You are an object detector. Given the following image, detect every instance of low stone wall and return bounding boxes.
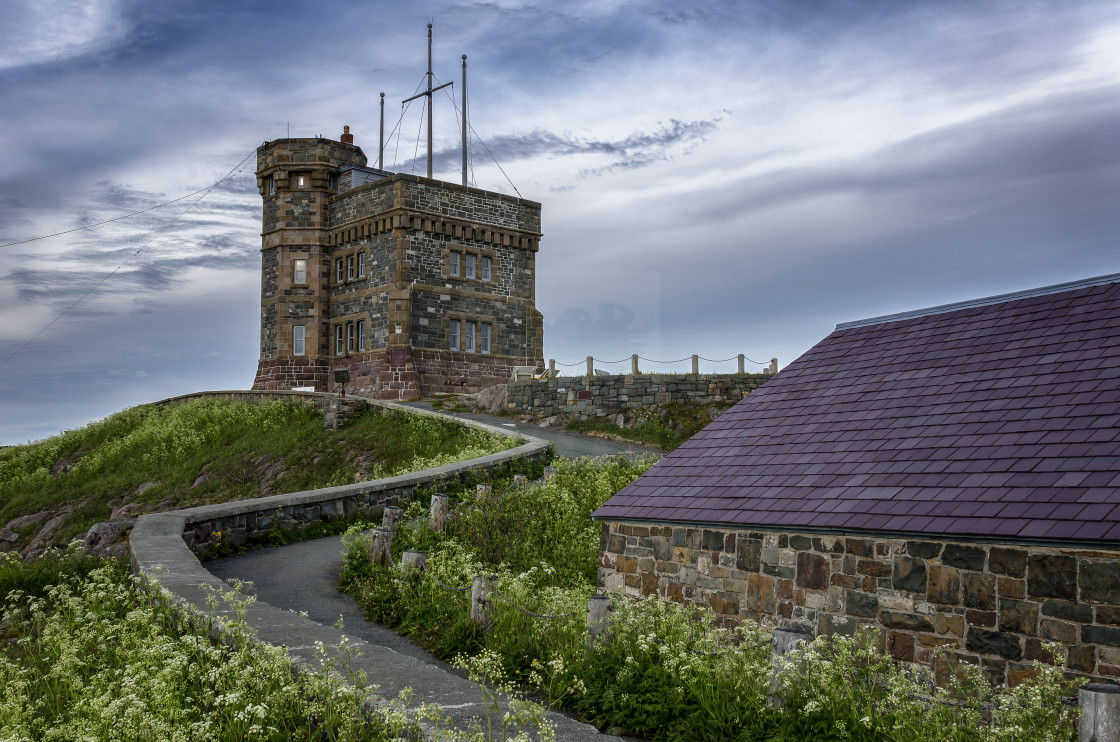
[597,520,1120,686]
[144,394,552,556]
[505,373,769,420]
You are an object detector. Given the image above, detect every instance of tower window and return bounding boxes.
[347,255,355,280]
[328,174,336,190]
[465,253,476,280]
[449,251,460,277]
[357,252,366,278]
[480,256,491,282]
[336,259,344,283]
[480,323,491,354]
[357,320,366,351]
[464,321,476,353]
[269,177,276,195]
[449,319,459,351]
[335,325,344,355]
[296,174,306,188]
[293,259,306,284]
[347,322,355,352]
[293,326,305,356]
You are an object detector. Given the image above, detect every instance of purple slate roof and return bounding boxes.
[593,274,1120,543]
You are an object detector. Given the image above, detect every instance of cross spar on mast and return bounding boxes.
[402,23,454,180]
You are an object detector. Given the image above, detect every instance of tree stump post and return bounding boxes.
[401,550,427,572]
[586,595,613,648]
[1081,683,1120,742]
[430,494,448,532]
[470,575,493,629]
[767,626,813,709]
[369,528,390,567]
[382,506,402,530]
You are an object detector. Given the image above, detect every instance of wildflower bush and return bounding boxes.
[0,549,424,741]
[0,398,516,549]
[341,458,1081,741]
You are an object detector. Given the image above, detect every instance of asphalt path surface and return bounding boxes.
[401,402,659,460]
[207,420,656,738]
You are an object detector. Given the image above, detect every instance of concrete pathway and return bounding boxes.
[203,418,657,739]
[402,402,659,460]
[207,535,612,740]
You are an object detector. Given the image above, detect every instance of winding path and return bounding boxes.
[203,419,654,740]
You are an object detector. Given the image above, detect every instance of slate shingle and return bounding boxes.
[594,275,1120,543]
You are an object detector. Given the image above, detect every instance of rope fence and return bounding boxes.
[544,353,778,378]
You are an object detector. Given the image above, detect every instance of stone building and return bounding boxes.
[251,128,544,399]
[594,273,1120,685]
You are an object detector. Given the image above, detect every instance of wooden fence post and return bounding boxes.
[401,550,427,572]
[631,355,639,375]
[737,354,745,374]
[548,359,556,378]
[382,506,402,530]
[1081,683,1120,742]
[586,356,594,377]
[475,484,492,501]
[767,626,812,709]
[769,358,779,375]
[512,474,528,487]
[430,494,448,532]
[369,528,390,567]
[543,466,557,482]
[586,595,613,648]
[692,354,699,375]
[470,575,493,628]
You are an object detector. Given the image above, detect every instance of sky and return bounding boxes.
[0,0,1118,444]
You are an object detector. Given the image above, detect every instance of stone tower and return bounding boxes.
[251,127,544,399]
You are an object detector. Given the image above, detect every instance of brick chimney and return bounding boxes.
[340,125,354,144]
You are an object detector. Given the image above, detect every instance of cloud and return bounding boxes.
[401,117,720,178]
[0,0,131,70]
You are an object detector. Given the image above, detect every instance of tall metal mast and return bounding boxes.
[461,55,468,186]
[403,23,452,179]
[378,92,385,170]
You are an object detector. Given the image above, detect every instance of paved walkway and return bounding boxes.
[402,402,659,460]
[201,420,654,740]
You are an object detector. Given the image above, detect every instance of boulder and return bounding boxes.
[21,510,73,556]
[83,518,137,555]
[3,511,52,531]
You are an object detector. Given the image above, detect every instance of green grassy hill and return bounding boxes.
[0,398,516,554]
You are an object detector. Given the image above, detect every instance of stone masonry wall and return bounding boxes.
[597,521,1120,686]
[505,373,770,420]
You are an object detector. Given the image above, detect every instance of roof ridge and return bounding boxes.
[836,272,1120,330]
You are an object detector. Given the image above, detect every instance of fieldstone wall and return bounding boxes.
[597,520,1120,686]
[505,373,769,420]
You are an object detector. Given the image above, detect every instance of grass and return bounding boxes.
[565,401,733,451]
[0,398,518,551]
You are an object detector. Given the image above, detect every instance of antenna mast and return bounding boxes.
[402,23,452,179]
[461,55,468,186]
[378,92,385,170]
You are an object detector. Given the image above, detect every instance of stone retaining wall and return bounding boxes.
[146,393,552,555]
[505,373,769,420]
[597,520,1120,686]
